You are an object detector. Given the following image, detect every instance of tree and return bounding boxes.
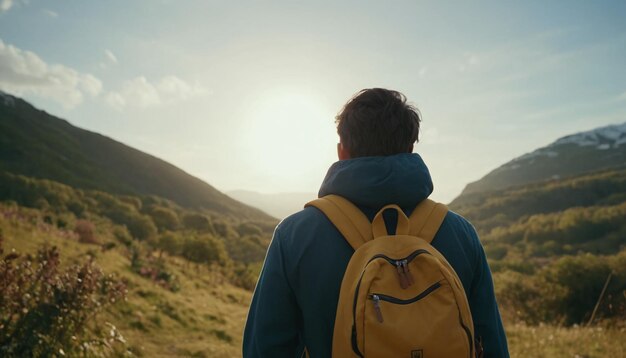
[236,222,263,237]
[125,213,158,241]
[212,218,238,239]
[182,213,215,234]
[182,235,228,267]
[226,235,267,264]
[155,231,182,257]
[148,206,180,232]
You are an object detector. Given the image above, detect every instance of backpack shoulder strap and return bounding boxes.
[408,198,449,243]
[305,194,372,250]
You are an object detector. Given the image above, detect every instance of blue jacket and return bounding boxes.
[243,153,509,357]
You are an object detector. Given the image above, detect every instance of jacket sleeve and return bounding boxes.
[468,226,510,358]
[243,228,304,358]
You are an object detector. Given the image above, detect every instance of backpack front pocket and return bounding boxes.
[368,281,442,323]
[360,281,471,358]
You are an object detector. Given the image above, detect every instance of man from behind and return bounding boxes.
[243,88,509,357]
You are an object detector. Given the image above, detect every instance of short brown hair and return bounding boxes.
[335,88,421,158]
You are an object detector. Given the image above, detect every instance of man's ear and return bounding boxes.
[337,142,351,160]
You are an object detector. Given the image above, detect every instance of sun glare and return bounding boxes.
[239,91,337,191]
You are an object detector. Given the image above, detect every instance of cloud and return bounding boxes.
[104,49,118,64]
[105,76,208,110]
[0,0,26,13]
[0,38,102,109]
[42,9,58,18]
[0,0,14,12]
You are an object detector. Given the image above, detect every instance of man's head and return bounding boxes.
[335,88,421,159]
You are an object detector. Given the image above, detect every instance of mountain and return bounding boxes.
[457,122,626,197]
[447,124,626,328]
[227,190,317,219]
[0,91,272,221]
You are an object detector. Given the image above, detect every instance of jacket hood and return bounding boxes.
[318,153,434,209]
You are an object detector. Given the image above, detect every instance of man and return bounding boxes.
[243,88,509,357]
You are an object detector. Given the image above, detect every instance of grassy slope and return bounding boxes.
[449,168,626,356]
[507,324,626,358]
[1,206,250,358]
[0,95,271,221]
[3,205,625,357]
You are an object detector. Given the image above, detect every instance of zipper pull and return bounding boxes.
[395,261,408,289]
[371,295,384,323]
[402,259,414,286]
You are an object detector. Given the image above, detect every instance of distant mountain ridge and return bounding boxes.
[0,92,272,221]
[457,122,626,199]
[227,190,317,219]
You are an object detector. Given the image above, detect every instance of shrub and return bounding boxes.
[230,263,260,290]
[226,235,267,264]
[155,231,182,256]
[125,214,158,241]
[236,222,263,237]
[484,244,508,260]
[182,235,228,266]
[113,226,133,246]
[212,219,238,239]
[182,213,214,234]
[148,206,180,232]
[75,220,98,244]
[543,254,613,325]
[0,238,127,356]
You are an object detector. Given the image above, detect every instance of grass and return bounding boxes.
[507,323,626,358]
[2,204,625,357]
[1,205,250,357]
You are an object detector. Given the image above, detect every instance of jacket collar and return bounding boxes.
[318,153,434,210]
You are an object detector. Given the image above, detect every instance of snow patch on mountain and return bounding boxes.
[508,149,559,166]
[497,123,626,172]
[553,122,626,148]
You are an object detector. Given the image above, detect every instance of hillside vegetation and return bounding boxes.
[451,168,626,326]
[0,95,271,220]
[0,95,278,356]
[0,170,277,356]
[0,203,254,357]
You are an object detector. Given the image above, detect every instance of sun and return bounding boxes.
[239,90,338,191]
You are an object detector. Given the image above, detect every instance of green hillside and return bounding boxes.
[0,94,271,221]
[0,202,254,357]
[459,123,626,195]
[0,94,280,356]
[450,168,626,326]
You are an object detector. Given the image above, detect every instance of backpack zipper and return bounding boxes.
[402,259,414,286]
[371,250,428,289]
[395,261,409,289]
[370,281,442,305]
[367,281,442,323]
[371,294,384,323]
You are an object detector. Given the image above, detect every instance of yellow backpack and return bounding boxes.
[306,195,477,358]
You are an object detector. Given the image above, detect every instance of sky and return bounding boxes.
[1,0,626,203]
